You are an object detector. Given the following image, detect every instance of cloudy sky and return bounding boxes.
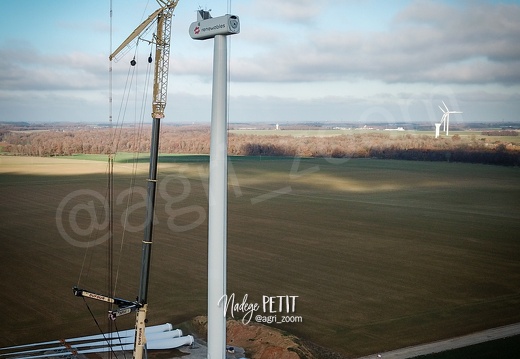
[0,0,519,125]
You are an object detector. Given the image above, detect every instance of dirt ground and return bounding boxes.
[182,316,345,359]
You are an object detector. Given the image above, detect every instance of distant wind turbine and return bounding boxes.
[436,101,462,138]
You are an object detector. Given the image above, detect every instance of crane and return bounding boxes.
[110,0,179,119]
[73,2,179,359]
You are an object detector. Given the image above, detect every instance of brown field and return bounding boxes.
[229,128,520,145]
[1,155,519,357]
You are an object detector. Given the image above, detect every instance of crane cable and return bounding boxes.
[82,297,124,359]
[106,0,155,297]
[113,46,154,296]
[104,5,153,358]
[108,1,115,351]
[77,0,152,347]
[107,2,116,357]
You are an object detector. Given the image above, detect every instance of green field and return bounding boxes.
[0,155,519,357]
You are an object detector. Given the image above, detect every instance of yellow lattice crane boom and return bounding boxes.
[110,0,179,119]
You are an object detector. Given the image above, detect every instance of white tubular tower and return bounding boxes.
[190,10,240,359]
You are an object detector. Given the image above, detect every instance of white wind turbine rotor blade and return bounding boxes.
[435,101,462,137]
[0,330,183,357]
[11,344,135,359]
[12,335,193,359]
[440,113,447,125]
[68,330,183,349]
[439,105,446,132]
[0,323,173,353]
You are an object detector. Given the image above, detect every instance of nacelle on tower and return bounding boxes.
[189,11,240,40]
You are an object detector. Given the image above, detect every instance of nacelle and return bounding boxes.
[189,13,240,40]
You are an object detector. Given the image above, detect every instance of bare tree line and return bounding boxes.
[1,125,519,166]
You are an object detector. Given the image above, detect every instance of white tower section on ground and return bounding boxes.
[435,123,442,138]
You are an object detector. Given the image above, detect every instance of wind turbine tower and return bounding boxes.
[436,101,462,138]
[190,9,240,359]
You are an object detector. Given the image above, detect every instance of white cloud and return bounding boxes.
[0,44,107,91]
[250,0,328,23]
[1,0,519,123]
[220,0,520,86]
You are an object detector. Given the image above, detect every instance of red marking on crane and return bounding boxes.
[60,339,78,356]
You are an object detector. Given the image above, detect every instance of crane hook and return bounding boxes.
[148,53,153,63]
[130,56,136,66]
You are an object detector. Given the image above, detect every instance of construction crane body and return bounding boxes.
[74,2,179,359]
